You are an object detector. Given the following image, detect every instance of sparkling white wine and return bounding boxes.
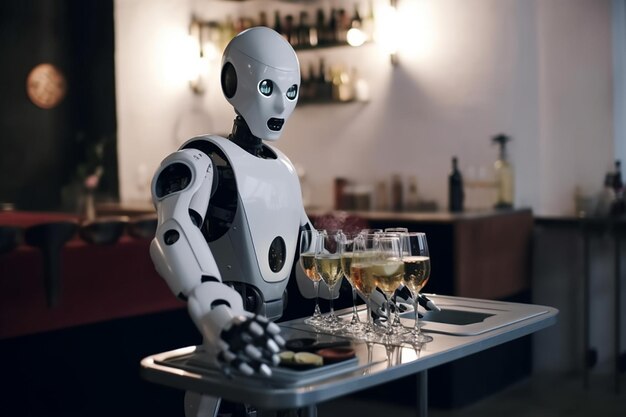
[300,253,320,282]
[403,256,430,293]
[351,264,377,296]
[341,253,354,283]
[315,254,343,287]
[368,259,404,294]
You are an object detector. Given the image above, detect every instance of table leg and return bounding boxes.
[416,370,428,417]
[184,391,221,417]
[583,225,591,389]
[299,405,317,417]
[615,231,621,394]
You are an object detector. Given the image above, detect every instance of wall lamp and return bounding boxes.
[378,0,401,66]
[188,16,221,94]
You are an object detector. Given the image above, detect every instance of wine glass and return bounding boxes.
[370,234,404,343]
[300,229,324,326]
[339,232,364,335]
[383,227,409,329]
[315,230,345,331]
[401,232,433,343]
[351,233,380,338]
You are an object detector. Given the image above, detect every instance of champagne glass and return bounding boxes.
[383,227,409,329]
[351,233,380,337]
[370,234,404,343]
[300,229,324,326]
[401,232,433,343]
[315,230,345,331]
[339,232,364,335]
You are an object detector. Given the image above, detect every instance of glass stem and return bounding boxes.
[313,281,321,317]
[393,295,401,326]
[414,297,420,335]
[351,287,360,323]
[386,299,394,336]
[329,288,335,319]
[366,298,373,330]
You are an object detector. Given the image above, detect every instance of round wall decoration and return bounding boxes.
[26,63,67,109]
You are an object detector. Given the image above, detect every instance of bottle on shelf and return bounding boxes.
[610,159,625,215]
[595,171,615,216]
[336,9,348,43]
[391,174,403,212]
[406,176,419,211]
[331,65,352,102]
[492,134,514,209]
[351,3,362,29]
[448,157,464,212]
[258,11,268,28]
[315,8,326,46]
[285,14,296,47]
[328,8,338,44]
[297,11,312,48]
[317,58,332,101]
[273,11,283,39]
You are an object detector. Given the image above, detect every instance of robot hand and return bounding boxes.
[216,312,285,378]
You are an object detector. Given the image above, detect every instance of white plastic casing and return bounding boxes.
[222,27,300,141]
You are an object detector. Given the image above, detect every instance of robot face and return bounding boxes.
[221,27,300,141]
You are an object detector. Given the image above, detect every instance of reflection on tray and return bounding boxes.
[186,351,360,386]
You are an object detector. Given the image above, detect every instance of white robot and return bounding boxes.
[150,26,318,416]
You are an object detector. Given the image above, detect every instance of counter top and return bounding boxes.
[307,207,532,223]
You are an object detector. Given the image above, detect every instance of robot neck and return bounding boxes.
[229,116,266,158]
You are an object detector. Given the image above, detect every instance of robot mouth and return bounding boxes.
[267,118,284,131]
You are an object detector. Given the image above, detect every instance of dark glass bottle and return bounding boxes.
[328,8,337,44]
[315,8,326,46]
[611,160,625,215]
[298,11,311,48]
[285,14,295,46]
[448,157,464,212]
[273,11,283,38]
[351,3,362,29]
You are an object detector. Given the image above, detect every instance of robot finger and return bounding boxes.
[244,344,263,360]
[265,321,281,335]
[219,351,255,376]
[274,333,286,347]
[266,338,280,354]
[248,321,264,337]
[248,360,272,378]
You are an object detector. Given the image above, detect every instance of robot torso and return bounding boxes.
[182,135,303,320]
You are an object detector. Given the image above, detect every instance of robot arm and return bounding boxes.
[150,148,283,377]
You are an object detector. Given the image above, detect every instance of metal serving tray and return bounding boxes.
[399,295,551,336]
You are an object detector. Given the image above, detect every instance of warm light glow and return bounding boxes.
[201,40,220,62]
[156,27,198,91]
[376,3,401,56]
[347,27,367,47]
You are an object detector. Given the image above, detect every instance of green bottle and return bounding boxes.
[492,134,514,209]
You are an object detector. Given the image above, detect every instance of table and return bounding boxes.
[535,215,625,392]
[0,210,182,340]
[140,295,558,416]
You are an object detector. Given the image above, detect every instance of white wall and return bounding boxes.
[114,0,615,216]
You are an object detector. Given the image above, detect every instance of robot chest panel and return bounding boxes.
[235,156,302,282]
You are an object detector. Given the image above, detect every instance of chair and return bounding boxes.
[0,225,21,254]
[24,221,79,307]
[79,216,129,245]
[128,213,158,239]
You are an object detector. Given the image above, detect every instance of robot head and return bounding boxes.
[221,27,300,141]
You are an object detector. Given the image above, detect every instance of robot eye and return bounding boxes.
[286,84,298,100]
[259,79,273,96]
